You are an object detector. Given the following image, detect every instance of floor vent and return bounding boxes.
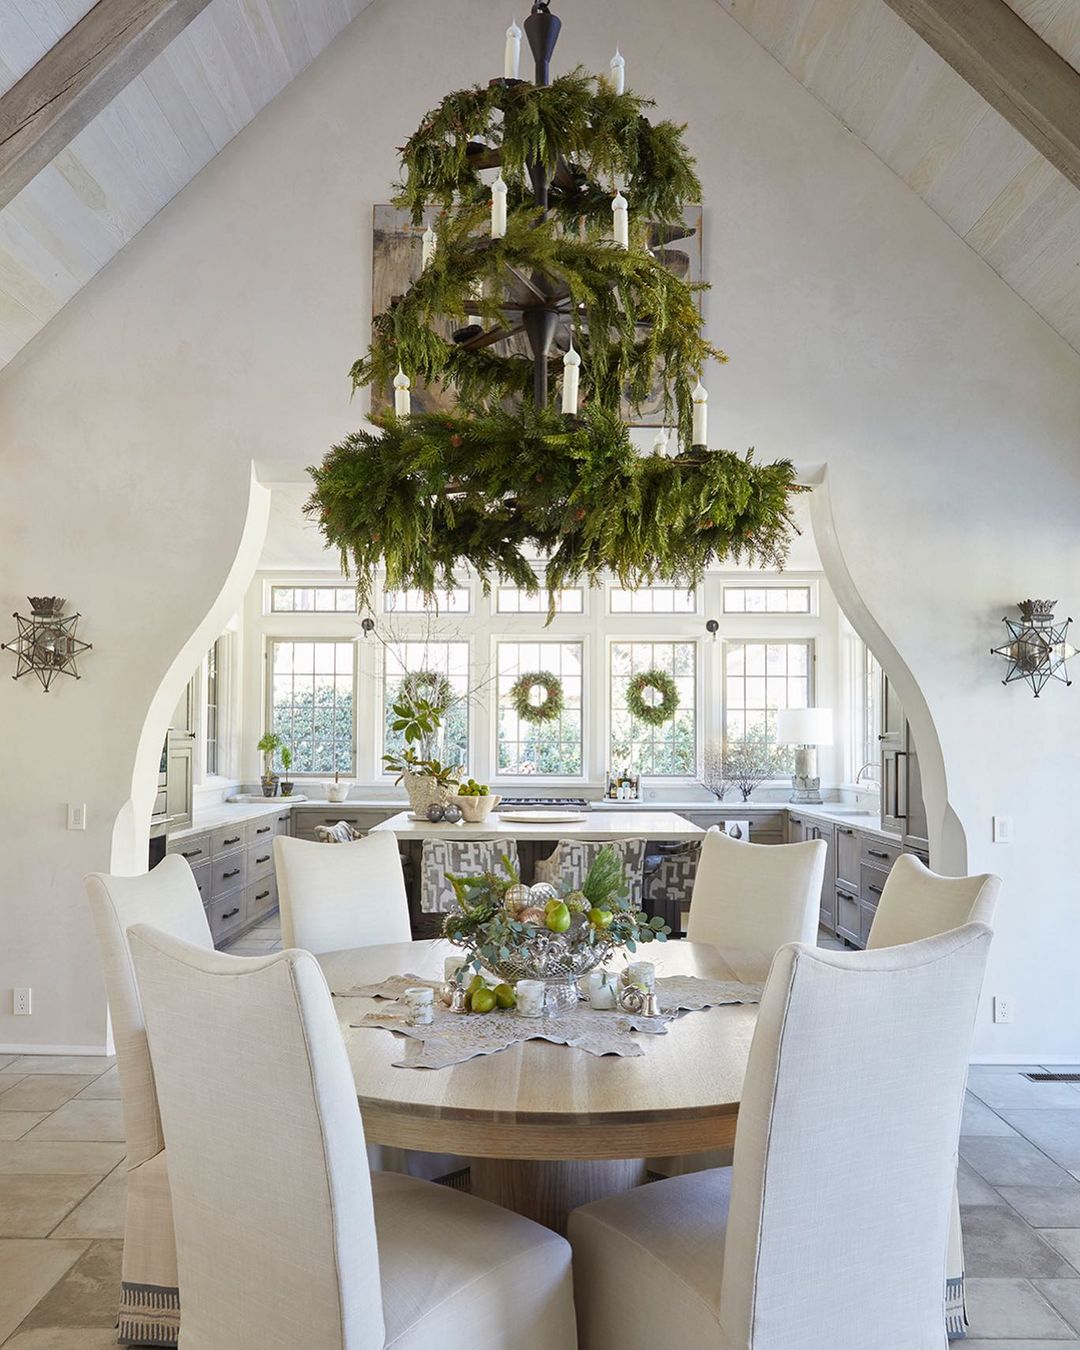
[1024,1072,1080,1082]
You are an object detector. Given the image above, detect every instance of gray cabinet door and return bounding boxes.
[810,823,836,930]
[835,825,860,890]
[165,735,194,831]
[835,887,860,945]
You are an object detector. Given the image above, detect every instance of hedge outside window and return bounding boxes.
[724,640,812,772]
[497,641,583,776]
[610,641,696,776]
[383,640,469,771]
[270,639,355,774]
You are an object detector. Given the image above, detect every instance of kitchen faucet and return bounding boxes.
[855,761,880,786]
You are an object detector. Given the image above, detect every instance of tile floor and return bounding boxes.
[1,915,1078,1345]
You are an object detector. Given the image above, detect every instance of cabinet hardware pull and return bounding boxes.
[839,827,853,835]
[255,855,270,865]
[838,890,856,901]
[868,884,883,895]
[222,835,241,846]
[255,891,270,901]
[181,848,202,859]
[868,849,889,859]
[278,815,289,822]
[222,868,241,879]
[256,826,271,835]
[221,907,240,920]
[325,817,357,823]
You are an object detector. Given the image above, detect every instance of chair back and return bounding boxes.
[868,853,1001,949]
[534,838,648,907]
[274,831,411,953]
[420,837,520,914]
[718,924,992,1350]
[85,855,213,1167]
[129,926,384,1349]
[686,830,824,956]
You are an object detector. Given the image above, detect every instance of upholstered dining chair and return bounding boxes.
[867,853,1002,1337]
[570,924,993,1350]
[85,854,213,1347]
[274,831,411,952]
[419,836,519,915]
[534,838,649,908]
[128,926,578,1350]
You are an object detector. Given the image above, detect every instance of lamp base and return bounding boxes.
[788,775,824,805]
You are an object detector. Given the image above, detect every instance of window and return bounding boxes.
[205,637,223,776]
[269,640,355,774]
[383,640,470,771]
[610,641,697,776]
[722,584,813,614]
[724,640,813,770]
[384,588,470,614]
[497,641,583,776]
[270,585,356,613]
[495,585,584,614]
[845,627,881,784]
[609,586,696,614]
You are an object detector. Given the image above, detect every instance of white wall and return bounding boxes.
[2,0,1079,1057]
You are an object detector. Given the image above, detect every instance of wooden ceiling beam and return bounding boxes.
[882,0,1080,193]
[0,0,214,210]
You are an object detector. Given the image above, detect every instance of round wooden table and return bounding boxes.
[319,938,766,1232]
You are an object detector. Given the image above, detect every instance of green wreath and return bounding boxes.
[509,671,565,724]
[626,669,680,726]
[400,669,453,714]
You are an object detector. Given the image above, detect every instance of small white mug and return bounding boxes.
[403,986,435,1025]
[516,980,545,1018]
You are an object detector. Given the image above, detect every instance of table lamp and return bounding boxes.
[775,707,833,804]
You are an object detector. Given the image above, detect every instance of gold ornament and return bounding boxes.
[518,906,547,925]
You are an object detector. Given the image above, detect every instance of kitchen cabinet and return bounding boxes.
[835,884,860,945]
[788,815,836,929]
[878,671,929,849]
[291,807,397,840]
[165,732,194,831]
[835,824,860,891]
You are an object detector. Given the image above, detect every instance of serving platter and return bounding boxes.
[498,810,589,824]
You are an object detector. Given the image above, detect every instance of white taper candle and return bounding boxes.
[691,379,708,447]
[491,175,508,238]
[504,18,523,80]
[610,47,625,94]
[393,367,411,417]
[612,190,629,248]
[652,426,669,456]
[421,225,436,267]
[562,342,581,415]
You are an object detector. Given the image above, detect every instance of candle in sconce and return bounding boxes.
[652,426,669,456]
[393,367,411,417]
[692,378,708,447]
[561,341,581,415]
[467,278,483,327]
[504,17,523,80]
[491,175,508,238]
[612,190,629,248]
[609,47,625,94]
[421,225,436,267]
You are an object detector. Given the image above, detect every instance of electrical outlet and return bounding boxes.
[66,803,87,831]
[992,815,1013,843]
[13,988,31,1016]
[993,995,1012,1024]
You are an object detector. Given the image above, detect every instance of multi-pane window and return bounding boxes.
[497,641,583,776]
[846,629,881,783]
[610,641,697,776]
[722,585,813,614]
[205,637,222,777]
[609,586,696,614]
[384,588,470,614]
[724,640,813,770]
[269,640,355,774]
[270,585,356,613]
[383,641,470,772]
[495,585,584,614]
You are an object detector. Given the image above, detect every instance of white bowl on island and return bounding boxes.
[454,791,501,823]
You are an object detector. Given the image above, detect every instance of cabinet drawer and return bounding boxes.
[245,817,277,847]
[293,811,366,841]
[247,840,274,882]
[860,900,877,948]
[834,825,860,887]
[835,886,860,945]
[859,836,901,871]
[167,831,210,864]
[190,860,211,904]
[210,852,247,900]
[245,877,277,926]
[273,810,293,837]
[208,894,245,945]
[210,824,246,857]
[860,862,889,910]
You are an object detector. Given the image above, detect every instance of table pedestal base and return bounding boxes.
[470,1157,647,1235]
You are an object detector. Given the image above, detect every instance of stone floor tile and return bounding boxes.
[4,1058,114,1077]
[961,1159,1010,1207]
[14,1240,122,1333]
[965,1278,1077,1339]
[962,1137,1077,1188]
[964,1207,1074,1278]
[0,1113,48,1142]
[0,1240,88,1343]
[965,1093,1021,1137]
[0,1073,27,1092]
[0,1329,123,1349]
[1001,1112,1080,1172]
[968,1072,1080,1111]
[0,1078,98,1112]
[50,1167,126,1241]
[74,1068,120,1101]
[0,1177,100,1238]
[1037,1281,1080,1336]
[1043,1233,1080,1274]
[1002,1188,1080,1229]
[0,1142,125,1176]
[23,1100,124,1144]
[0,1056,17,1072]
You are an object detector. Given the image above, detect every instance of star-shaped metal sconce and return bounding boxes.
[2,597,92,692]
[991,599,1075,698]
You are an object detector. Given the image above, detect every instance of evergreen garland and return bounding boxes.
[509,671,565,724]
[626,669,679,726]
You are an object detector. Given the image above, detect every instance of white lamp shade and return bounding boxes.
[776,707,833,746]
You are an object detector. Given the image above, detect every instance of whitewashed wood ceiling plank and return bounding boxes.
[0,286,48,362]
[261,0,314,74]
[6,168,117,275]
[981,168,1078,275]
[1002,195,1080,291]
[821,5,922,141]
[924,109,1041,233]
[0,237,67,320]
[183,8,258,132]
[160,29,247,153]
[210,2,291,112]
[140,46,219,165]
[109,77,204,190]
[966,155,1070,255]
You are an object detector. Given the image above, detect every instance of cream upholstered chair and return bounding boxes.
[686,829,825,955]
[85,855,213,1346]
[129,925,577,1350]
[867,854,1001,1337]
[274,831,411,952]
[570,924,992,1350]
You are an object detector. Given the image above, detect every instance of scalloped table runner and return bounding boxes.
[334,972,762,1069]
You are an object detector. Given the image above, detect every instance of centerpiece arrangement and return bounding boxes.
[443,845,669,1010]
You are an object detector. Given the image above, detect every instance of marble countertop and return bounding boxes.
[371,809,705,841]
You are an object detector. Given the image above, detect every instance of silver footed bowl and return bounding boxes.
[462,928,616,1013]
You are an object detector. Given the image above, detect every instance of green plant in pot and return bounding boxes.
[382,694,461,813]
[279,746,295,798]
[257,731,283,797]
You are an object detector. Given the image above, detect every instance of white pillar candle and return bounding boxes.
[516,979,545,1017]
[610,47,625,94]
[421,224,436,267]
[491,175,508,238]
[504,18,523,80]
[393,366,411,417]
[561,341,581,415]
[691,378,708,447]
[612,190,629,249]
[467,278,483,327]
[588,970,617,1010]
[403,986,435,1025]
[625,960,656,991]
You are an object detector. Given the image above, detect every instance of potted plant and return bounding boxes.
[279,746,295,797]
[382,694,461,813]
[257,731,283,797]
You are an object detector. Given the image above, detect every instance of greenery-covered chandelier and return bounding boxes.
[307,2,801,614]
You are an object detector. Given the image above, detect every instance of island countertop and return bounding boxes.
[370,809,704,841]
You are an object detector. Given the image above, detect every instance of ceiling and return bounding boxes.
[716,0,1080,355]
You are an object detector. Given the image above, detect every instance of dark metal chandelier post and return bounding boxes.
[523,0,562,410]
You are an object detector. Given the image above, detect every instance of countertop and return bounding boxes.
[371,809,705,841]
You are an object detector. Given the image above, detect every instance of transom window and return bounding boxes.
[384,588,470,614]
[722,584,813,614]
[205,637,223,777]
[610,640,697,776]
[495,585,584,614]
[270,585,356,613]
[496,641,583,776]
[269,640,355,774]
[724,640,812,769]
[609,586,696,614]
[383,640,470,772]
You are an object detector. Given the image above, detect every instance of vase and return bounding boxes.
[403,772,449,815]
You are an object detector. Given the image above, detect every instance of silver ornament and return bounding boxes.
[527,882,560,904]
[618,985,646,1014]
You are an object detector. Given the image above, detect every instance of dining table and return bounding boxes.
[319,936,768,1233]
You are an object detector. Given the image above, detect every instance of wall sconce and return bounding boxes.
[991,599,1074,697]
[360,616,376,639]
[705,619,719,643]
[2,596,92,692]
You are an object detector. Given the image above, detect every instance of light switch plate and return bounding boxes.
[66,803,87,831]
[992,815,1012,844]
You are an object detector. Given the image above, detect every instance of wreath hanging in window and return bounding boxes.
[509,671,565,724]
[400,669,453,714]
[626,669,680,726]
